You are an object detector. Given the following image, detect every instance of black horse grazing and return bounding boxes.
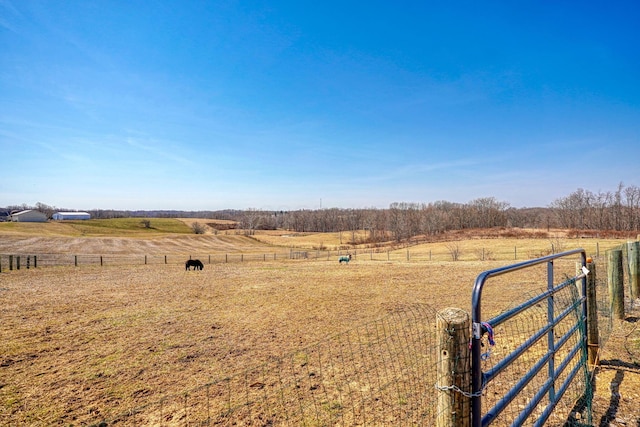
[185,259,204,271]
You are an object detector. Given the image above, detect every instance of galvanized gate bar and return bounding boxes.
[532,344,585,427]
[482,297,583,386]
[505,311,585,427]
[471,249,587,427]
[480,297,585,424]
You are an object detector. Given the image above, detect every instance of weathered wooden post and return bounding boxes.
[27,256,30,269]
[34,255,37,268]
[100,256,103,266]
[627,241,640,300]
[607,249,624,320]
[9,255,13,271]
[16,256,20,270]
[436,307,471,427]
[75,255,78,267]
[586,259,599,367]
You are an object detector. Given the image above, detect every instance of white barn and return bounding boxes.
[52,212,91,220]
[10,210,48,222]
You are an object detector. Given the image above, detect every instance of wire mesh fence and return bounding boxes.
[591,241,639,350]
[96,304,442,426]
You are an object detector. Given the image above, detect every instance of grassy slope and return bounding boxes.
[0,218,193,237]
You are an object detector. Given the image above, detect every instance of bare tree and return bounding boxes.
[240,208,262,235]
[445,242,461,261]
[191,222,206,234]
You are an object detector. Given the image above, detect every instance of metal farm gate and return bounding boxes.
[470,249,591,426]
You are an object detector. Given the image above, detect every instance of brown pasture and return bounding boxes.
[0,223,636,425]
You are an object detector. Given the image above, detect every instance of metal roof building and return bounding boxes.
[10,210,48,222]
[52,212,91,220]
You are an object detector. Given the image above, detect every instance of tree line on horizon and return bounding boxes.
[4,183,639,241]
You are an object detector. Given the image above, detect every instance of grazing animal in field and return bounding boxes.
[339,254,352,264]
[185,259,204,271]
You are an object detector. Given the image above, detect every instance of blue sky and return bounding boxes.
[1,1,639,211]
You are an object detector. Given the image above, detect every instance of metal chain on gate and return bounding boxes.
[434,317,490,398]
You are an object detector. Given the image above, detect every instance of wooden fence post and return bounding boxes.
[607,249,624,320]
[627,241,640,300]
[436,307,471,427]
[586,259,599,367]
[16,256,20,270]
[34,255,37,268]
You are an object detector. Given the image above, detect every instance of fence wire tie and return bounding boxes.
[435,383,484,398]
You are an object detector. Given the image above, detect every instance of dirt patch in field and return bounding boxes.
[176,218,238,233]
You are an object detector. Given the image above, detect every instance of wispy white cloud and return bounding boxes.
[0,0,21,34]
[125,136,194,167]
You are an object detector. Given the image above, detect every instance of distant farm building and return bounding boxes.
[52,212,91,220]
[10,210,48,222]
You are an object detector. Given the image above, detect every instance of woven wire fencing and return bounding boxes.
[591,241,640,350]
[591,255,615,352]
[479,283,590,426]
[97,304,442,426]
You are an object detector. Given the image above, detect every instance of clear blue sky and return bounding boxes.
[1,1,639,211]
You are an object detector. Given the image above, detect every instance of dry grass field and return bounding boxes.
[1,220,638,425]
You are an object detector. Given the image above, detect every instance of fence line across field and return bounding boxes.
[0,240,625,270]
